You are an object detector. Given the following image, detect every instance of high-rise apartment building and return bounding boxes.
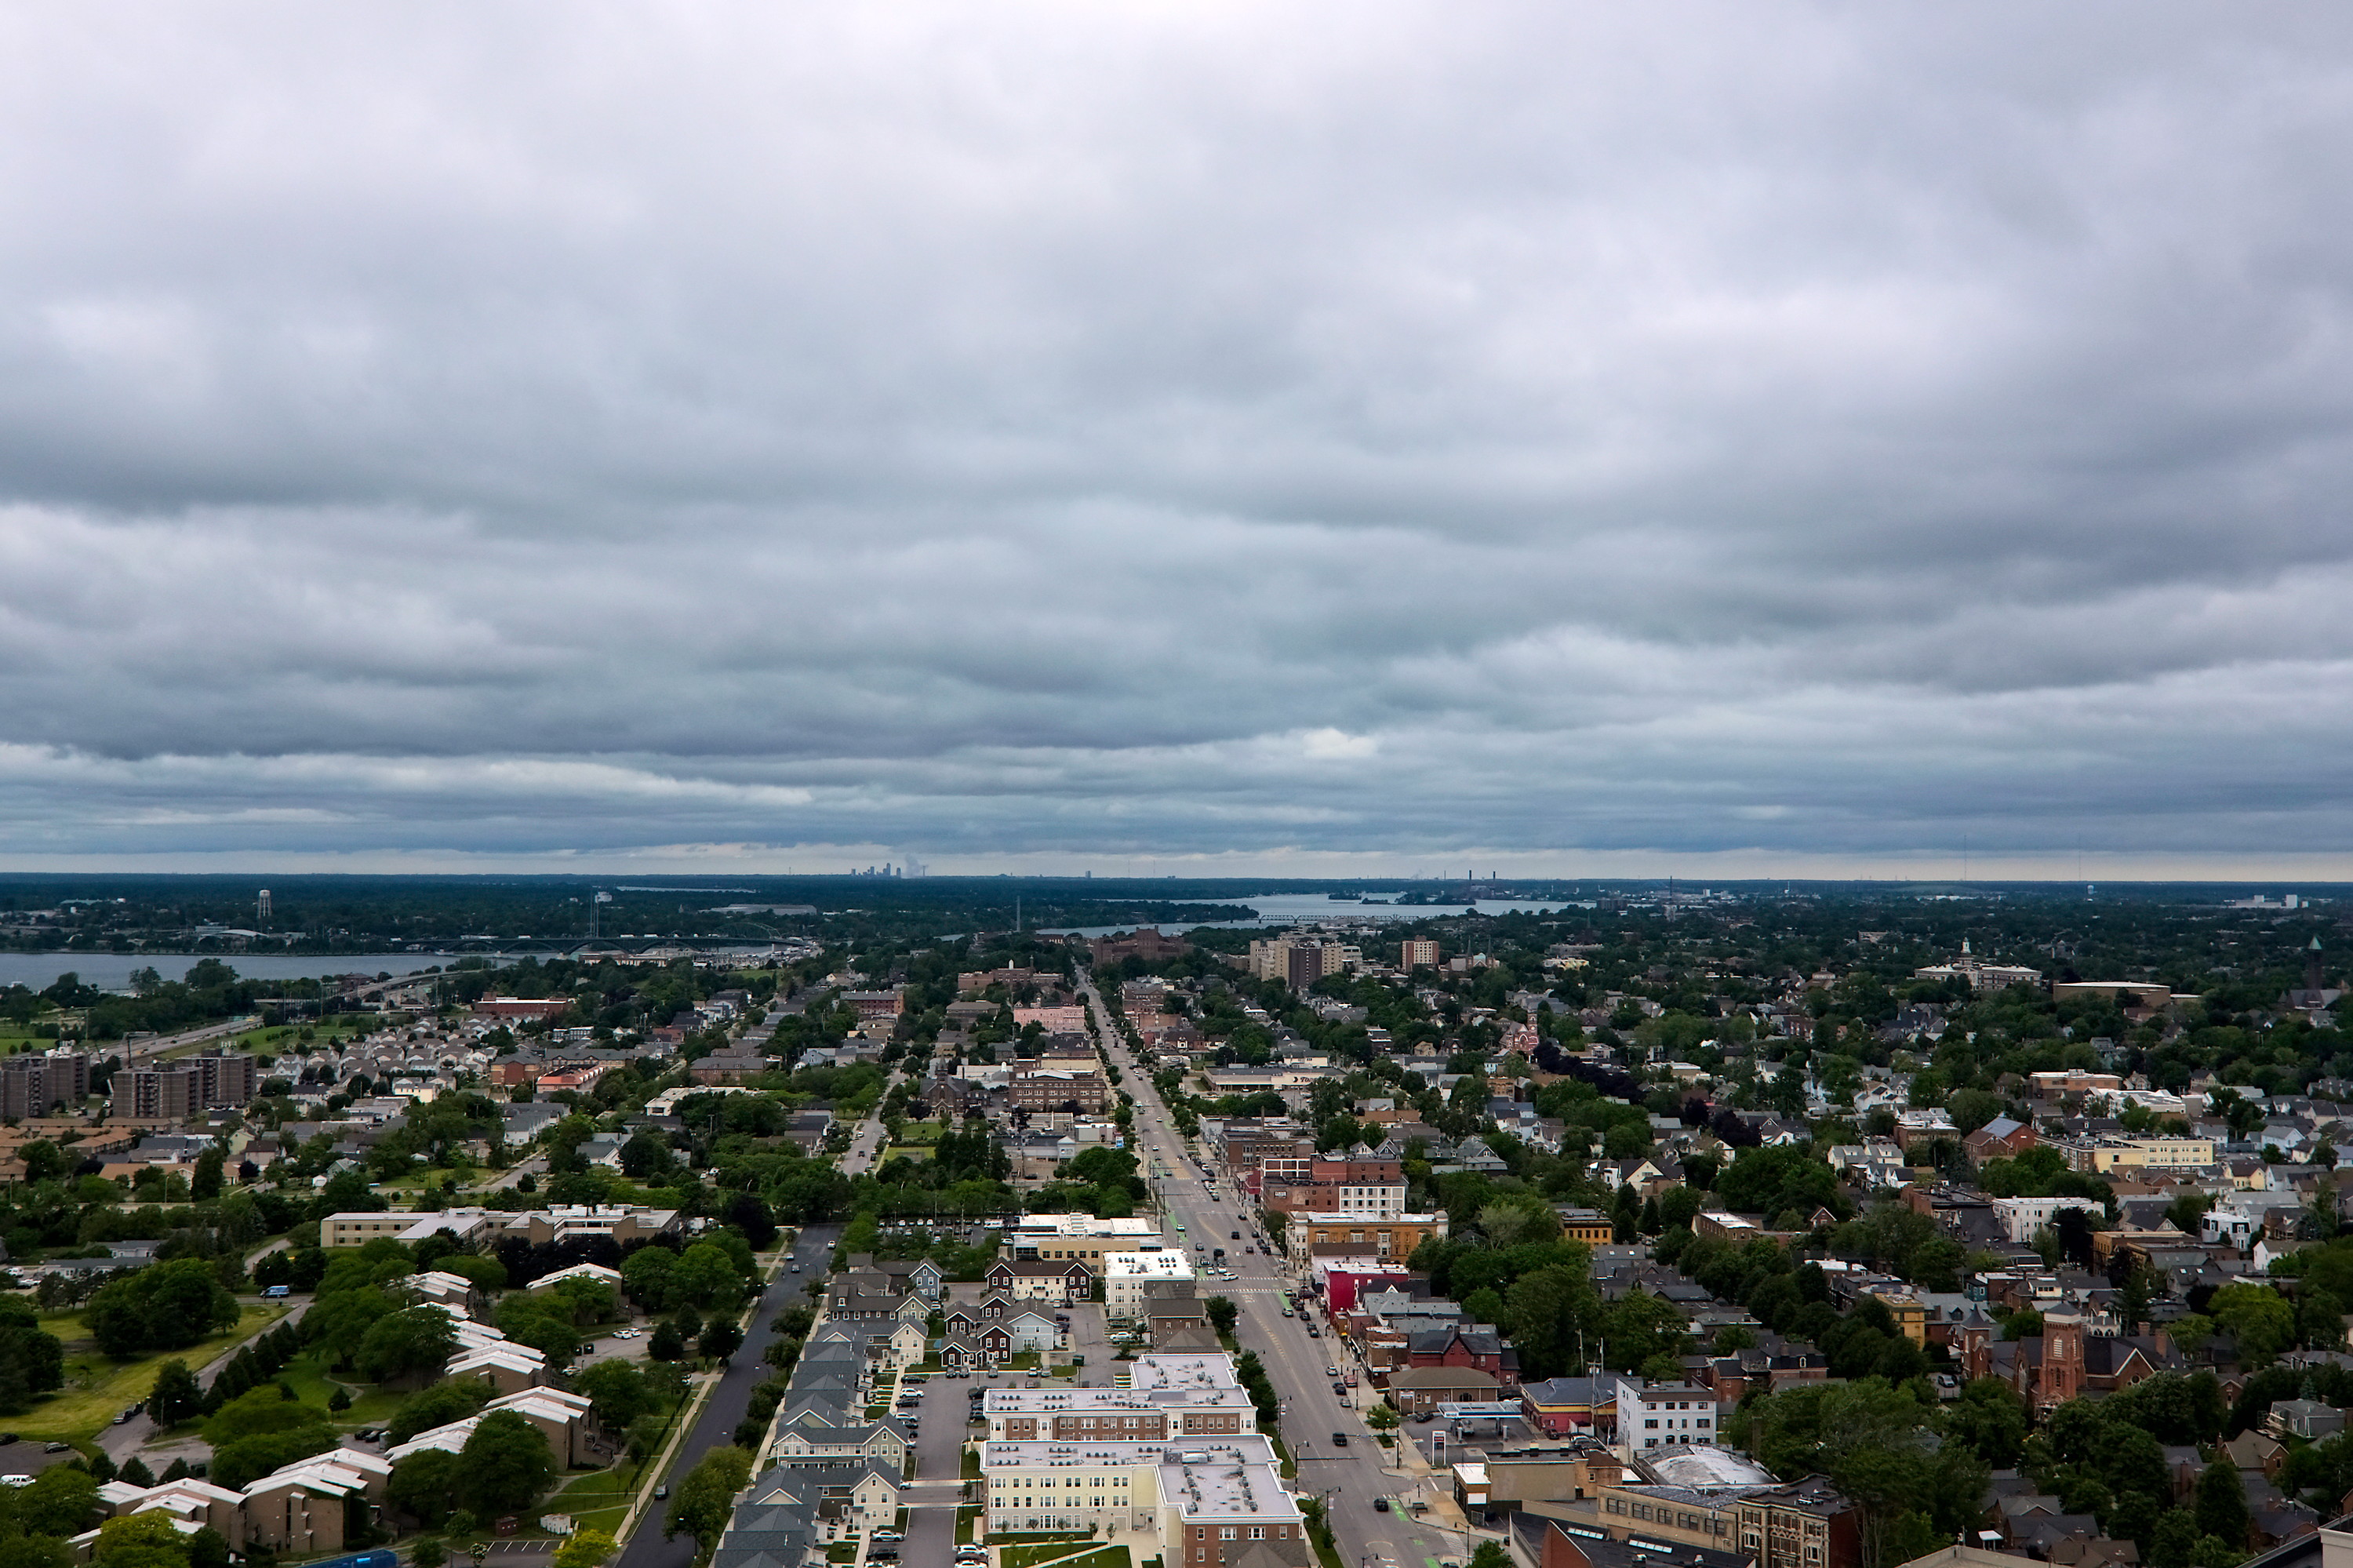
[1402,939,1441,970]
[1247,937,1361,987]
[110,1049,260,1119]
[0,1050,90,1119]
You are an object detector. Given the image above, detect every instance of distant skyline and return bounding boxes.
[0,845,2350,886]
[3,7,2353,872]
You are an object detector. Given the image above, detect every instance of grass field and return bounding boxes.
[957,1506,981,1544]
[549,1464,638,1537]
[25,1304,284,1445]
[272,1352,409,1429]
[987,1539,1098,1561]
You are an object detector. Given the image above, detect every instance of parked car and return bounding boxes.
[654,1485,668,1500]
[1332,1381,1348,1396]
[1326,1366,1339,1377]
[873,1533,903,1543]
[41,1442,67,1454]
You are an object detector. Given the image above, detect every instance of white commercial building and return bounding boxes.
[1102,1250,1198,1316]
[1988,1196,2108,1245]
[1613,1377,1722,1460]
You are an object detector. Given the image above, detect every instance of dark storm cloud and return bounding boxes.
[1,2,2351,870]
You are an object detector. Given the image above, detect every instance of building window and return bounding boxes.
[1250,1530,1266,1541]
[1221,1529,1238,1541]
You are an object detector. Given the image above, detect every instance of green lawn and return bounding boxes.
[27,1304,285,1444]
[990,1541,1101,1564]
[549,1465,639,1537]
[274,1352,409,1429]
[956,1507,981,1544]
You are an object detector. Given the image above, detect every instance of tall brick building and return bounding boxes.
[0,1050,89,1120]
[110,1049,260,1119]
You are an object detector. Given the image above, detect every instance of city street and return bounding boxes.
[615,1221,843,1568]
[1078,975,1476,1568]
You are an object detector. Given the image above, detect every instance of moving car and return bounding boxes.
[1373,1499,1390,1512]
[1231,1231,1241,1239]
[1330,1432,1348,1446]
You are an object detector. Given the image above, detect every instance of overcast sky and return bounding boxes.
[2,3,2351,878]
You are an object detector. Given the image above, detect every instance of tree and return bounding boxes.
[388,1379,492,1443]
[90,1511,193,1568]
[355,1307,460,1385]
[574,1361,657,1432]
[205,1387,331,1446]
[667,1446,754,1550]
[618,1135,675,1182]
[2195,1461,2249,1550]
[2150,1511,2199,1568]
[84,1261,239,1357]
[210,1428,337,1491]
[1943,1379,2028,1468]
[0,1302,69,1414]
[2209,1283,2296,1368]
[621,1247,678,1312]
[1468,1546,1511,1568]
[552,1529,617,1568]
[673,1242,746,1313]
[413,1541,446,1568]
[17,1466,96,1538]
[456,1410,558,1516]
[1204,1297,1238,1337]
[700,1320,742,1361]
[191,1149,224,1202]
[388,1449,461,1529]
[18,1142,63,1185]
[649,1322,684,1362]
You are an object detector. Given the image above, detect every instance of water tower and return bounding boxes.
[256,889,271,923]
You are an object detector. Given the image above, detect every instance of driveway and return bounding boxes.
[100,1297,311,1464]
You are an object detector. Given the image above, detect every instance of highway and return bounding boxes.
[1078,973,1478,1568]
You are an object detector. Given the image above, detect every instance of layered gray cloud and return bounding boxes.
[1,2,2351,871]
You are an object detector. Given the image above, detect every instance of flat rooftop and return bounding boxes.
[1126,1355,1241,1391]
[983,1436,1277,1469]
[984,1385,1252,1414]
[1158,1453,1300,1523]
[1638,1446,1780,1490]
